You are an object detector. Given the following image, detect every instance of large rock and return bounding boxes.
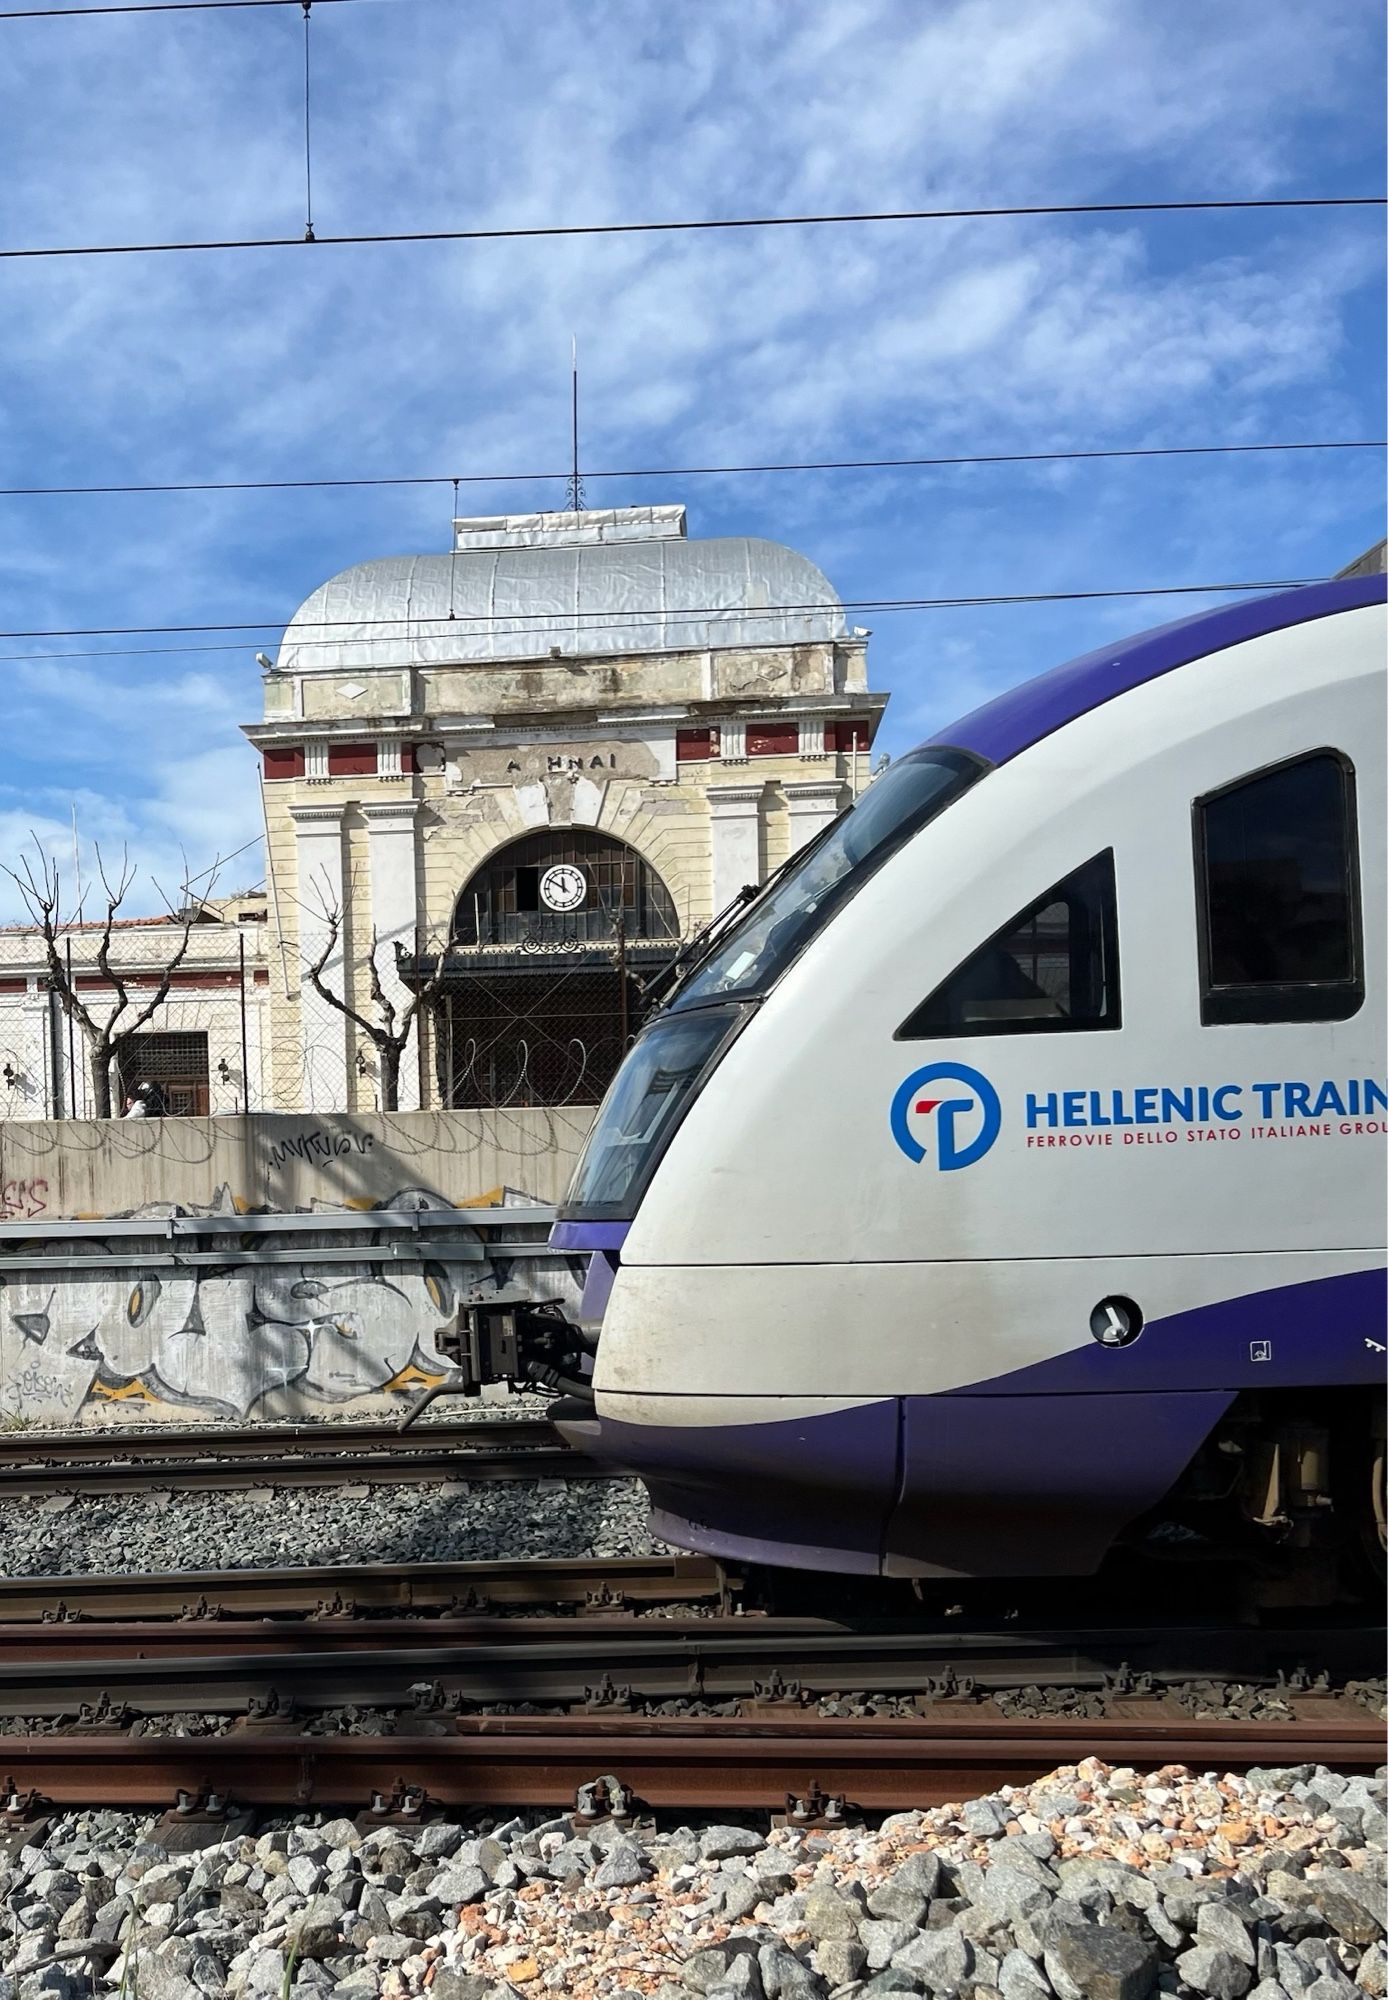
[964,1801,1009,1839]
[1176,1946,1255,2000]
[1315,1883,1385,1946]
[998,1948,1051,2000]
[978,1868,1053,1929]
[810,1939,866,1987]
[592,1847,650,1891]
[429,1867,489,1906]
[803,1886,863,1942]
[868,1882,931,1927]
[683,1945,762,1996]
[756,1944,827,1999]
[894,1925,972,1992]
[861,1921,921,1972]
[1045,1925,1157,2000]
[700,1827,767,1862]
[1197,1903,1258,1968]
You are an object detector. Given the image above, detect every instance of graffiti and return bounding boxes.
[0,1186,583,1425]
[266,1129,375,1173]
[1,1177,48,1220]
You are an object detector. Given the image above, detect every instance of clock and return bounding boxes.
[539,863,588,913]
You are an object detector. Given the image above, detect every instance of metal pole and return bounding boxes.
[64,937,78,1117]
[238,931,250,1113]
[616,913,628,1050]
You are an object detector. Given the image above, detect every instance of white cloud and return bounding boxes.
[0,0,1380,832]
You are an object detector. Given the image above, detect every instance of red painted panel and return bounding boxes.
[328,743,378,777]
[263,746,305,780]
[827,718,870,752]
[676,727,721,761]
[747,722,799,757]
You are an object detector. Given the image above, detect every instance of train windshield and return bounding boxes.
[672,746,982,1008]
[561,1002,746,1219]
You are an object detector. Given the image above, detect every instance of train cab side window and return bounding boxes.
[1194,750,1362,1025]
[897,850,1120,1039]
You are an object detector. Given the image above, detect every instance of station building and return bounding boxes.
[0,504,886,1122]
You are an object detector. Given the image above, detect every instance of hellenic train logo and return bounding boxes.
[890,1062,1002,1172]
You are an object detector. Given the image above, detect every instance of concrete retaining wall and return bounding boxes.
[0,1107,594,1221]
[0,1109,596,1427]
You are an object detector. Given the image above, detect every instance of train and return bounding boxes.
[463,569,1388,1598]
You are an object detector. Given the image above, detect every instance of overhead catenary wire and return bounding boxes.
[0,578,1332,652]
[1,437,1381,501]
[1,0,363,16]
[0,194,1380,263]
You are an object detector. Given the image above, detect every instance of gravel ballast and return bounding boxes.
[0,1478,660,1575]
[1,1761,1383,2000]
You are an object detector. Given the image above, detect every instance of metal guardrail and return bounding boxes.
[0,1204,566,1272]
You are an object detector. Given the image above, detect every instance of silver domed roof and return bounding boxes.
[275,508,846,672]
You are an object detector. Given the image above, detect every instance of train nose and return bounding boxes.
[548,1395,604,1451]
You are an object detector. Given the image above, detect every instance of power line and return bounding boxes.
[1,195,1380,264]
[2,437,1381,502]
[1,0,362,17]
[0,579,1327,651]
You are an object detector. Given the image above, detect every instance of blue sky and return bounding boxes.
[0,0,1383,915]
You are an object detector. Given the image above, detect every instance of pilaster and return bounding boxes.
[289,804,349,1111]
[784,779,846,855]
[707,782,765,910]
[362,801,422,1111]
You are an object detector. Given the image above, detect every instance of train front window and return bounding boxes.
[561,1003,745,1219]
[673,748,982,1008]
[898,850,1121,1037]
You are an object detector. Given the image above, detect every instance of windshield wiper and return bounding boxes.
[642,811,847,1011]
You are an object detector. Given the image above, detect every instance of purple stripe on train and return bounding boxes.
[927,574,1386,770]
[563,1265,1385,1577]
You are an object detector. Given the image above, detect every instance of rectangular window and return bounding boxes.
[514,866,540,913]
[898,851,1121,1038]
[1195,750,1361,1024]
[747,722,799,757]
[262,746,305,780]
[676,727,720,761]
[116,1031,210,1117]
[327,743,378,777]
[826,719,870,752]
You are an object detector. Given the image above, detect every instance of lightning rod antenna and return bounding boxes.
[566,336,585,512]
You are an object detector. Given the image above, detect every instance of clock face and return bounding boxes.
[539,863,588,913]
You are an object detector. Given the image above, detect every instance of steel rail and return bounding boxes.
[0,1444,609,1497]
[0,1623,1378,1717]
[3,1715,1382,1812]
[0,1418,613,1496]
[0,1417,551,1464]
[0,1555,730,1624]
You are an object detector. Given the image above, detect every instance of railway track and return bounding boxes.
[0,1618,1380,1717]
[0,1416,611,1495]
[2,1714,1381,1814]
[0,1553,728,1622]
[0,1553,1378,1811]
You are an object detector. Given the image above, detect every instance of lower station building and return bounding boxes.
[0,503,886,1121]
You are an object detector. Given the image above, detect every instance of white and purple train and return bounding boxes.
[489,573,1388,1591]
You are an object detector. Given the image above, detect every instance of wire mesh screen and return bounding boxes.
[437,958,661,1109]
[115,1029,211,1115]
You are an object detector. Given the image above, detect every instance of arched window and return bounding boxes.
[436,831,681,1108]
[452,829,678,947]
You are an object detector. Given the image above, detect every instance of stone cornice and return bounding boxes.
[287,805,346,828]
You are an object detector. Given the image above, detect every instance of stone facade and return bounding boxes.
[0,504,885,1121]
[243,502,886,1114]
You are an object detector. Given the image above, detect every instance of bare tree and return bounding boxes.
[305,903,449,1111]
[3,838,222,1119]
